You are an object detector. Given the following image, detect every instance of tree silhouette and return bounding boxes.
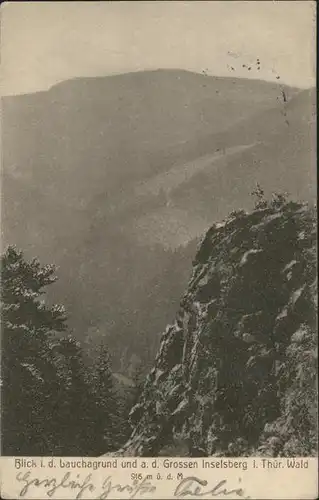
[1,246,67,454]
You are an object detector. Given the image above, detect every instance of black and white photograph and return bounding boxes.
[0,1,317,461]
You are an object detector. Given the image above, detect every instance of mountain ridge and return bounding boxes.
[2,68,304,99]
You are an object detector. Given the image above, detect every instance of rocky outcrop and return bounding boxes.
[114,198,317,457]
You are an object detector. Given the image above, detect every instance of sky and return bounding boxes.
[0,1,316,96]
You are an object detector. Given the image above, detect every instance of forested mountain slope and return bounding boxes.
[2,70,315,371]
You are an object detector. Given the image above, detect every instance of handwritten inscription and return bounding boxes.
[15,469,250,499]
[16,471,156,499]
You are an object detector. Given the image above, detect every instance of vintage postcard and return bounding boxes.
[0,1,317,499]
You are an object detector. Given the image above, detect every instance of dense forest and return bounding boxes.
[0,246,142,456]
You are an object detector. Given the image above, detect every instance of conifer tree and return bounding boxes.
[1,246,67,455]
[1,245,135,456]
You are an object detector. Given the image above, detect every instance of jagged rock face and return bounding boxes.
[117,200,317,457]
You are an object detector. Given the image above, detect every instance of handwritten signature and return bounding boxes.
[15,471,249,499]
[16,471,156,499]
[174,476,250,498]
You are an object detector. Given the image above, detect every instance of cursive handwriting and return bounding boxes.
[174,476,250,498]
[16,470,156,499]
[16,471,95,499]
[99,476,156,499]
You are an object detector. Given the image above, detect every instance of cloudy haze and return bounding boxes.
[0,1,316,96]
